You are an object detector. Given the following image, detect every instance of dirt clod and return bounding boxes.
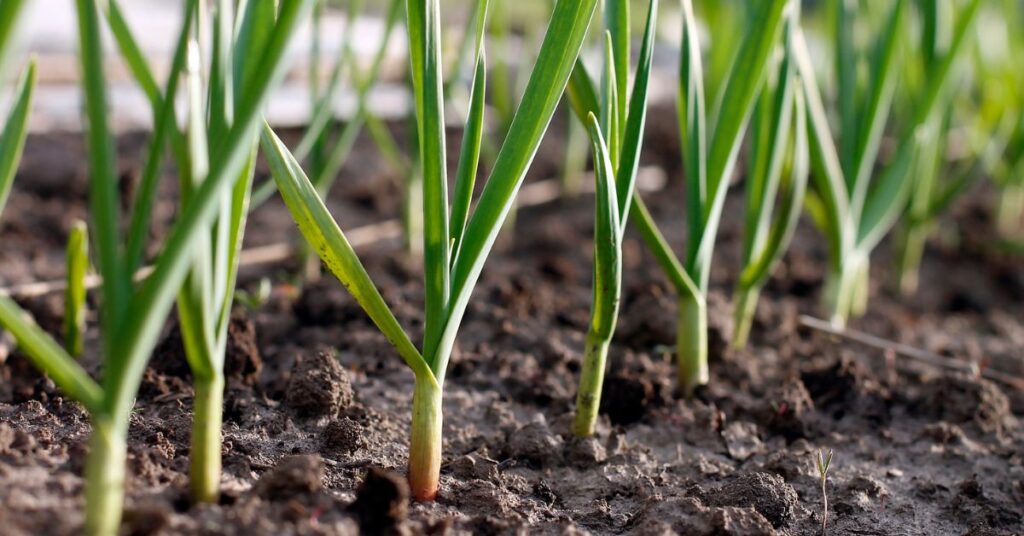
[764,375,815,439]
[708,472,799,529]
[349,467,409,534]
[600,372,656,425]
[722,421,763,461]
[506,419,563,467]
[252,455,324,499]
[567,436,607,467]
[223,311,262,384]
[636,496,776,536]
[922,375,1011,435]
[321,416,365,455]
[284,349,353,418]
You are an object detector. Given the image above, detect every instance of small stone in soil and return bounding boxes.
[350,467,409,533]
[253,455,324,499]
[284,348,354,418]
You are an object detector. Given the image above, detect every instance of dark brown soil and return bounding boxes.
[1,107,1022,535]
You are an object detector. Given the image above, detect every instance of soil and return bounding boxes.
[1,106,1022,535]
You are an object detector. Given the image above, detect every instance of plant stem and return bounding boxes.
[850,260,870,319]
[897,223,928,296]
[84,417,127,536]
[731,284,761,349]
[190,375,224,503]
[676,292,708,396]
[823,253,864,329]
[404,168,424,257]
[408,374,442,501]
[573,332,611,437]
[821,475,829,535]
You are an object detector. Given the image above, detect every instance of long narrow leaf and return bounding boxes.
[0,60,35,217]
[566,58,600,123]
[793,26,851,269]
[605,0,629,150]
[105,0,315,418]
[0,0,26,75]
[439,0,599,382]
[64,220,90,358]
[260,122,435,382]
[691,0,788,289]
[124,0,197,273]
[835,0,858,180]
[0,297,103,413]
[614,0,658,225]
[76,0,129,348]
[679,0,707,255]
[408,0,451,364]
[741,85,808,288]
[450,53,487,267]
[848,0,906,223]
[584,113,621,338]
[177,38,218,381]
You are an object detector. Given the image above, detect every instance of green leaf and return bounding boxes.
[741,83,808,288]
[102,0,189,168]
[848,0,906,224]
[614,0,658,225]
[856,139,916,253]
[835,0,858,181]
[678,0,707,258]
[566,58,600,123]
[64,220,90,358]
[450,53,488,267]
[584,113,621,339]
[408,0,451,364]
[207,0,236,143]
[856,0,982,255]
[260,122,435,383]
[177,37,218,382]
[106,0,315,419]
[76,0,130,347]
[600,31,619,166]
[0,0,26,75]
[308,0,404,198]
[628,195,700,299]
[0,297,104,414]
[691,0,788,289]
[0,60,35,218]
[124,0,197,273]
[743,33,795,266]
[104,0,161,107]
[299,0,360,163]
[439,0,599,381]
[605,0,629,148]
[793,26,852,270]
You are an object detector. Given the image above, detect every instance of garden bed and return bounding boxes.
[1,108,1022,535]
